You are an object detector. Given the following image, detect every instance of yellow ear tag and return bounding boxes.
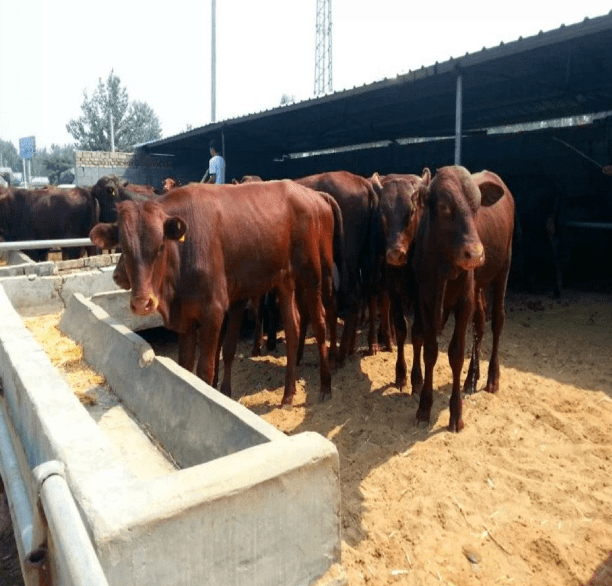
[178,234,186,243]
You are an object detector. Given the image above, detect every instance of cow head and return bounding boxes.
[379,168,431,266]
[91,175,125,223]
[422,166,504,271]
[90,199,187,319]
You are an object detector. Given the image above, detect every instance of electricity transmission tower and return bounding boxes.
[314,0,332,96]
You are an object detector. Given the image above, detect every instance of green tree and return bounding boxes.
[0,139,20,171]
[42,144,76,184]
[66,71,162,152]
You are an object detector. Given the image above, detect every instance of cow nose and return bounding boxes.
[386,248,407,266]
[461,243,485,269]
[130,293,158,315]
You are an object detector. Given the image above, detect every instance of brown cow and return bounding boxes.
[90,175,158,223]
[295,171,380,362]
[231,175,263,184]
[0,186,99,261]
[410,166,514,432]
[90,180,336,406]
[372,169,431,389]
[161,177,182,192]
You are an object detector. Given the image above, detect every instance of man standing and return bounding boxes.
[201,139,225,184]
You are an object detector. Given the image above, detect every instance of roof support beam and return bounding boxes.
[455,74,463,165]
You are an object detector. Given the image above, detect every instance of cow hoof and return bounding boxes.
[280,400,293,410]
[448,418,465,433]
[484,384,499,394]
[414,408,430,427]
[251,347,261,357]
[319,391,332,403]
[395,376,407,392]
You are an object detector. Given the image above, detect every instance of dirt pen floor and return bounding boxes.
[4,287,612,585]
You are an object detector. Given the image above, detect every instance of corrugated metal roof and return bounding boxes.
[140,11,612,164]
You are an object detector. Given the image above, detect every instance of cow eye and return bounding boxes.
[438,201,452,217]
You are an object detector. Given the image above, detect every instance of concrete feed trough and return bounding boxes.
[0,262,342,586]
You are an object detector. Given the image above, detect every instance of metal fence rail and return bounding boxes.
[0,239,93,252]
[0,405,109,586]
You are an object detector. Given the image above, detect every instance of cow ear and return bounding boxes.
[90,222,119,249]
[107,186,118,200]
[165,216,188,242]
[474,173,505,207]
[421,167,431,186]
[369,172,383,195]
[416,182,430,208]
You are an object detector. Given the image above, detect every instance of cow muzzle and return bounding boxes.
[457,242,485,270]
[130,293,159,316]
[386,247,407,267]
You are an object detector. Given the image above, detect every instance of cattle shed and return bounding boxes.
[133,12,612,290]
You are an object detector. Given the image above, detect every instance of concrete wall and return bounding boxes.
[74,150,174,189]
[0,284,343,585]
[0,261,119,316]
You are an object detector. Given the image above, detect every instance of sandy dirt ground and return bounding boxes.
[142,288,612,586]
[2,288,611,586]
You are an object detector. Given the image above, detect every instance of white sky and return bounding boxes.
[0,1,610,151]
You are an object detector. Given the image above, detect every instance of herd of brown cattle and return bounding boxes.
[1,167,515,432]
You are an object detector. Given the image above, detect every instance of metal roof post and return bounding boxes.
[211,0,217,123]
[455,74,463,165]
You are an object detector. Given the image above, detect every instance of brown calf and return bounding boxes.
[411,166,514,432]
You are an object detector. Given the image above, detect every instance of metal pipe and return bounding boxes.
[33,462,109,586]
[0,238,93,252]
[454,74,463,165]
[565,221,612,230]
[0,402,34,560]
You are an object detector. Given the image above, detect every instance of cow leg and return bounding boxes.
[415,315,437,426]
[447,296,474,433]
[410,312,424,396]
[390,288,408,391]
[195,306,225,387]
[305,287,332,402]
[378,290,393,352]
[463,289,485,395]
[213,316,228,388]
[252,296,264,357]
[338,304,358,364]
[324,286,338,367]
[220,301,248,398]
[178,323,198,373]
[296,289,309,365]
[265,291,279,352]
[277,286,299,407]
[366,293,379,356]
[485,272,509,394]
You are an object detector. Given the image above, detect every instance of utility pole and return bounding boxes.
[211,0,217,122]
[314,0,332,96]
[110,110,115,152]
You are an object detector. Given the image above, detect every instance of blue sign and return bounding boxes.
[19,136,36,159]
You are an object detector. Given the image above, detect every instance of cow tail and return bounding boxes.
[321,191,347,299]
[367,189,385,300]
